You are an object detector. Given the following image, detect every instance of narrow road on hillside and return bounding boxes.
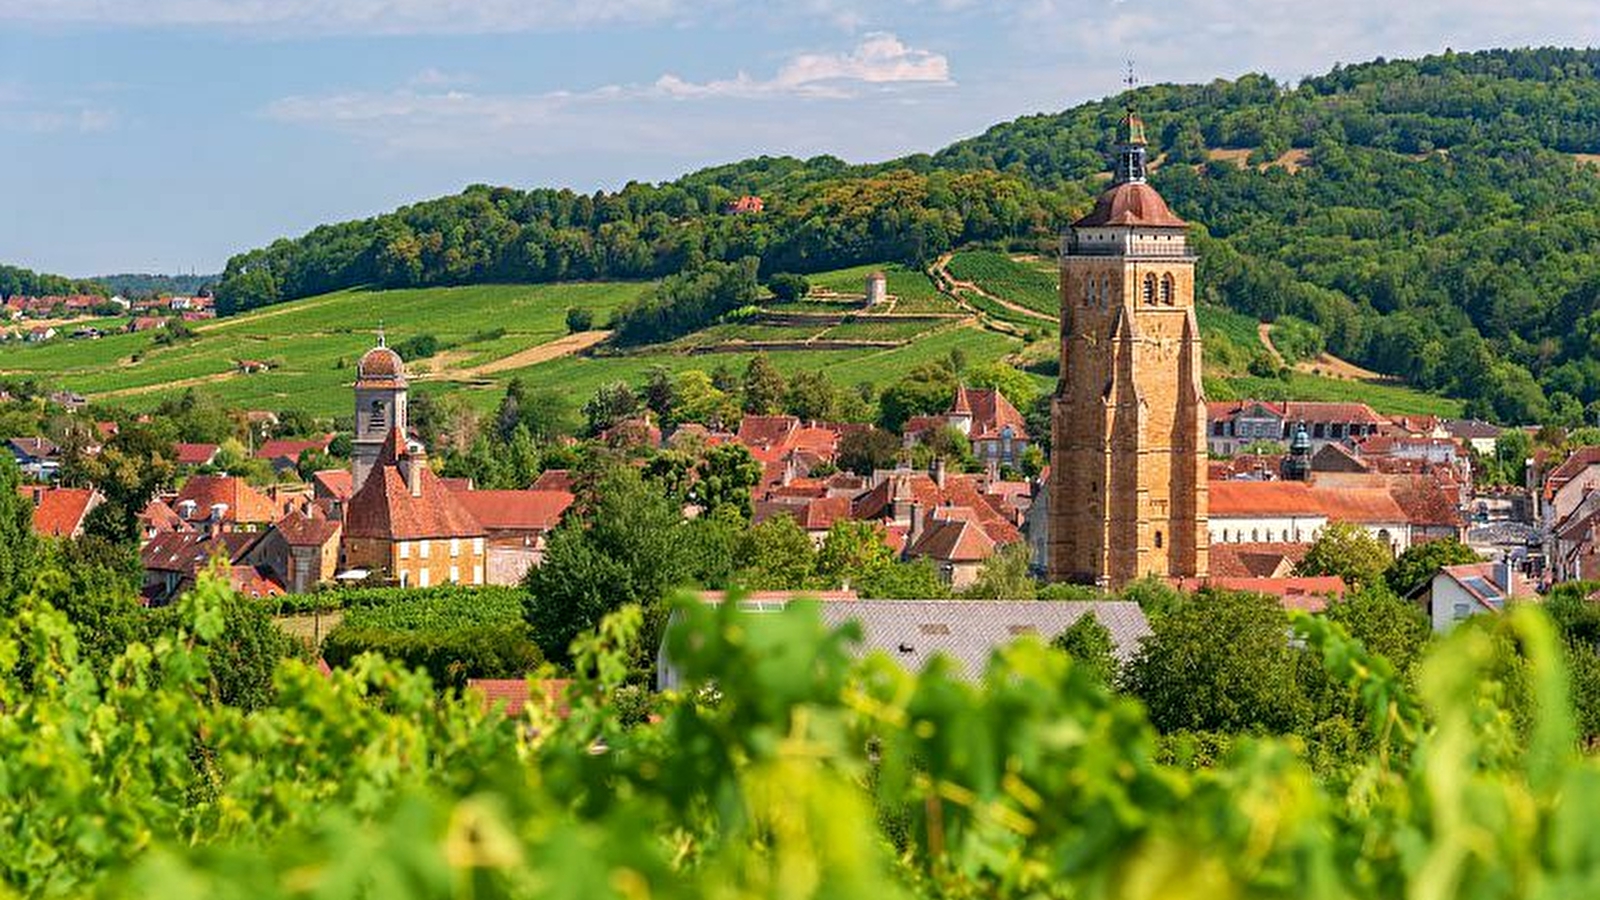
[1257,321,1285,365]
[930,253,1056,324]
[437,329,612,379]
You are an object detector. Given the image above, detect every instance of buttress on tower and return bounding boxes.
[1048,107,1208,588]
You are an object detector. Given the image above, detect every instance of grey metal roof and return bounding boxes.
[656,599,1153,690]
[813,600,1151,680]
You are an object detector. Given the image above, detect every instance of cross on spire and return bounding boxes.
[377,320,386,348]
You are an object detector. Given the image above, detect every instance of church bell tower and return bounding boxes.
[1048,105,1208,588]
[351,333,409,494]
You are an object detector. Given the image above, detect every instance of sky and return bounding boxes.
[2,0,1598,276]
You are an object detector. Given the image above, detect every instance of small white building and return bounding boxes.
[1411,560,1527,632]
[865,271,888,306]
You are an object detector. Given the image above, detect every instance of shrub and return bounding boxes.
[565,306,594,333]
[321,622,542,688]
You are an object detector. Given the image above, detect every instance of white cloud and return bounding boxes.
[408,68,475,88]
[0,83,117,133]
[654,32,951,98]
[267,32,952,156]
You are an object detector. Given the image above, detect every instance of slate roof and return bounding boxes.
[7,436,57,460]
[816,600,1152,677]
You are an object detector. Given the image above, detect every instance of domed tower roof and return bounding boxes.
[356,342,406,387]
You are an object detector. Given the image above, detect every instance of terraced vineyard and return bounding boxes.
[945,250,1060,316]
[0,255,1464,421]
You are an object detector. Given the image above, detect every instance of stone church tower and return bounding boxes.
[1048,108,1208,588]
[351,334,409,494]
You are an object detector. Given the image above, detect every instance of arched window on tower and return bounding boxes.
[368,399,386,430]
[1143,273,1157,305]
[1161,273,1175,305]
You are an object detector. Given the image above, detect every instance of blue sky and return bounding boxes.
[2,0,1597,276]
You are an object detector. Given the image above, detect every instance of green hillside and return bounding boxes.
[0,248,1465,421]
[209,48,1600,427]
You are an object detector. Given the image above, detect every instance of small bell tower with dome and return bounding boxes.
[352,329,409,494]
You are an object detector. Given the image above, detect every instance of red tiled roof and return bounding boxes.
[343,430,485,541]
[1073,181,1188,228]
[1208,481,1322,517]
[140,531,260,575]
[139,499,188,535]
[255,435,334,462]
[1545,447,1600,500]
[1209,400,1386,426]
[1314,487,1407,525]
[449,489,574,532]
[21,486,98,537]
[902,415,946,436]
[358,345,406,380]
[311,469,354,500]
[173,475,278,524]
[468,678,573,718]
[531,469,575,492]
[1208,542,1309,579]
[1200,576,1347,612]
[172,442,220,466]
[274,508,342,546]
[906,517,996,563]
[737,415,800,449]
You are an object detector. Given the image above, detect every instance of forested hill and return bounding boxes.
[0,264,106,299]
[216,48,1600,425]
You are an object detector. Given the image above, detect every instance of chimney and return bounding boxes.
[933,456,947,489]
[985,458,1000,485]
[783,453,800,486]
[177,499,197,520]
[404,449,424,497]
[1496,554,1515,594]
[907,502,925,547]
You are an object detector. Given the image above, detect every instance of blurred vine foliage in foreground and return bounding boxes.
[2,571,1598,898]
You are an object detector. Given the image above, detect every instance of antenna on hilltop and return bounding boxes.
[1124,60,1138,93]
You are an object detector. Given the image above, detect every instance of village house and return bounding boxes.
[1410,560,1527,632]
[171,474,278,532]
[17,485,103,538]
[139,530,281,605]
[242,506,343,594]
[904,385,1030,469]
[447,486,575,585]
[255,434,336,473]
[7,437,59,481]
[341,428,487,588]
[171,442,221,468]
[1207,400,1387,456]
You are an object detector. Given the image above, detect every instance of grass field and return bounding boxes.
[1206,371,1465,417]
[0,283,651,416]
[945,251,1060,316]
[805,263,958,313]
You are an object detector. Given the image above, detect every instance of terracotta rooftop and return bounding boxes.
[274,508,342,546]
[343,429,485,541]
[1208,481,1322,517]
[21,486,98,538]
[1073,181,1188,228]
[906,517,996,563]
[449,489,574,533]
[1208,542,1310,579]
[173,475,278,524]
[172,442,220,466]
[311,469,354,500]
[531,469,575,492]
[467,678,573,718]
[255,435,334,462]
